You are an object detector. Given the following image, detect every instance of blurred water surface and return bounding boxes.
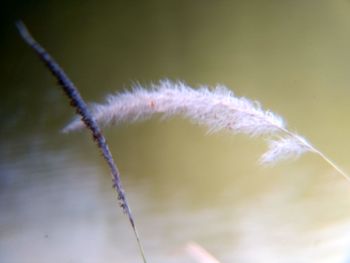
[2,1,350,262]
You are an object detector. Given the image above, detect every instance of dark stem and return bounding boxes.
[16,21,147,263]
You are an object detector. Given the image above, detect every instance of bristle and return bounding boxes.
[259,136,314,165]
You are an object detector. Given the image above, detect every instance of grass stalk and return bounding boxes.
[16,21,147,263]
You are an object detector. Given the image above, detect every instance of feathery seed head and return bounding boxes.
[63,80,314,165]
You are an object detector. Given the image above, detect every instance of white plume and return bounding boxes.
[64,80,285,136]
[63,80,346,171]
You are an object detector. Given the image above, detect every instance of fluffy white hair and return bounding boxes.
[64,79,350,182]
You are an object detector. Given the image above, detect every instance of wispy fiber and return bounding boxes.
[65,80,350,182]
[16,21,148,263]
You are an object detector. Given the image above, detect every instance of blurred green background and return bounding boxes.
[2,1,350,262]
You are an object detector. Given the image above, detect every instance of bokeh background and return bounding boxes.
[2,1,350,262]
